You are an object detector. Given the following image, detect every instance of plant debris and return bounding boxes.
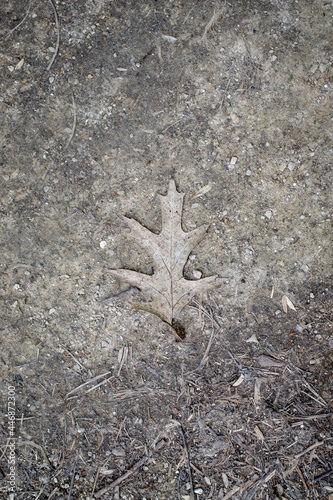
[110,180,221,336]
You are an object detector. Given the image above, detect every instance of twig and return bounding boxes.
[190,299,220,329]
[182,6,195,25]
[116,417,126,441]
[177,465,184,500]
[202,0,226,45]
[0,439,10,460]
[68,461,77,500]
[0,0,32,40]
[190,299,242,369]
[90,466,100,499]
[295,466,308,491]
[178,426,195,499]
[94,456,150,498]
[16,440,52,467]
[47,488,59,499]
[244,467,277,500]
[301,379,327,407]
[60,344,87,372]
[294,440,325,459]
[85,377,114,394]
[313,469,333,483]
[220,486,240,500]
[94,439,166,498]
[198,313,215,370]
[287,412,332,420]
[140,360,165,384]
[220,77,231,108]
[47,0,60,71]
[162,119,182,133]
[64,91,76,150]
[35,487,45,500]
[65,371,112,398]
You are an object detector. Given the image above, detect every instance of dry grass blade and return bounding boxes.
[178,425,195,499]
[94,438,167,498]
[0,0,32,40]
[294,440,326,459]
[63,91,77,150]
[47,0,60,71]
[65,370,112,398]
[16,440,51,467]
[202,0,226,46]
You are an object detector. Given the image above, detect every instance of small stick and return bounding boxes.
[90,466,100,500]
[220,486,240,500]
[47,488,59,500]
[64,91,77,150]
[177,465,184,500]
[198,314,215,370]
[294,440,325,459]
[313,469,333,483]
[116,417,126,441]
[94,456,150,498]
[84,376,114,394]
[202,0,225,45]
[60,344,87,371]
[287,412,332,420]
[178,426,195,499]
[47,0,60,71]
[140,360,165,384]
[17,440,51,467]
[295,466,308,491]
[67,461,77,500]
[301,379,327,407]
[94,439,166,498]
[220,77,231,108]
[65,371,112,398]
[162,119,182,133]
[0,0,32,40]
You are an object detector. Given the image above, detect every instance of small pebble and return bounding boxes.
[100,240,107,249]
[230,112,240,124]
[112,447,125,457]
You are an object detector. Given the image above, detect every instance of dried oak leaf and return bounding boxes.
[110,179,221,330]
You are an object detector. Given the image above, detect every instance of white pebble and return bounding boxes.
[230,112,240,124]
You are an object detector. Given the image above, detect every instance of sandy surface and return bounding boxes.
[1,1,332,499]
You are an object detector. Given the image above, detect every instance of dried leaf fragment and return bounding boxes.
[257,355,285,368]
[254,425,265,443]
[232,373,245,387]
[192,183,212,199]
[282,295,296,313]
[110,180,221,331]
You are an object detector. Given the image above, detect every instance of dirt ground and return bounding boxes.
[0,0,332,499]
